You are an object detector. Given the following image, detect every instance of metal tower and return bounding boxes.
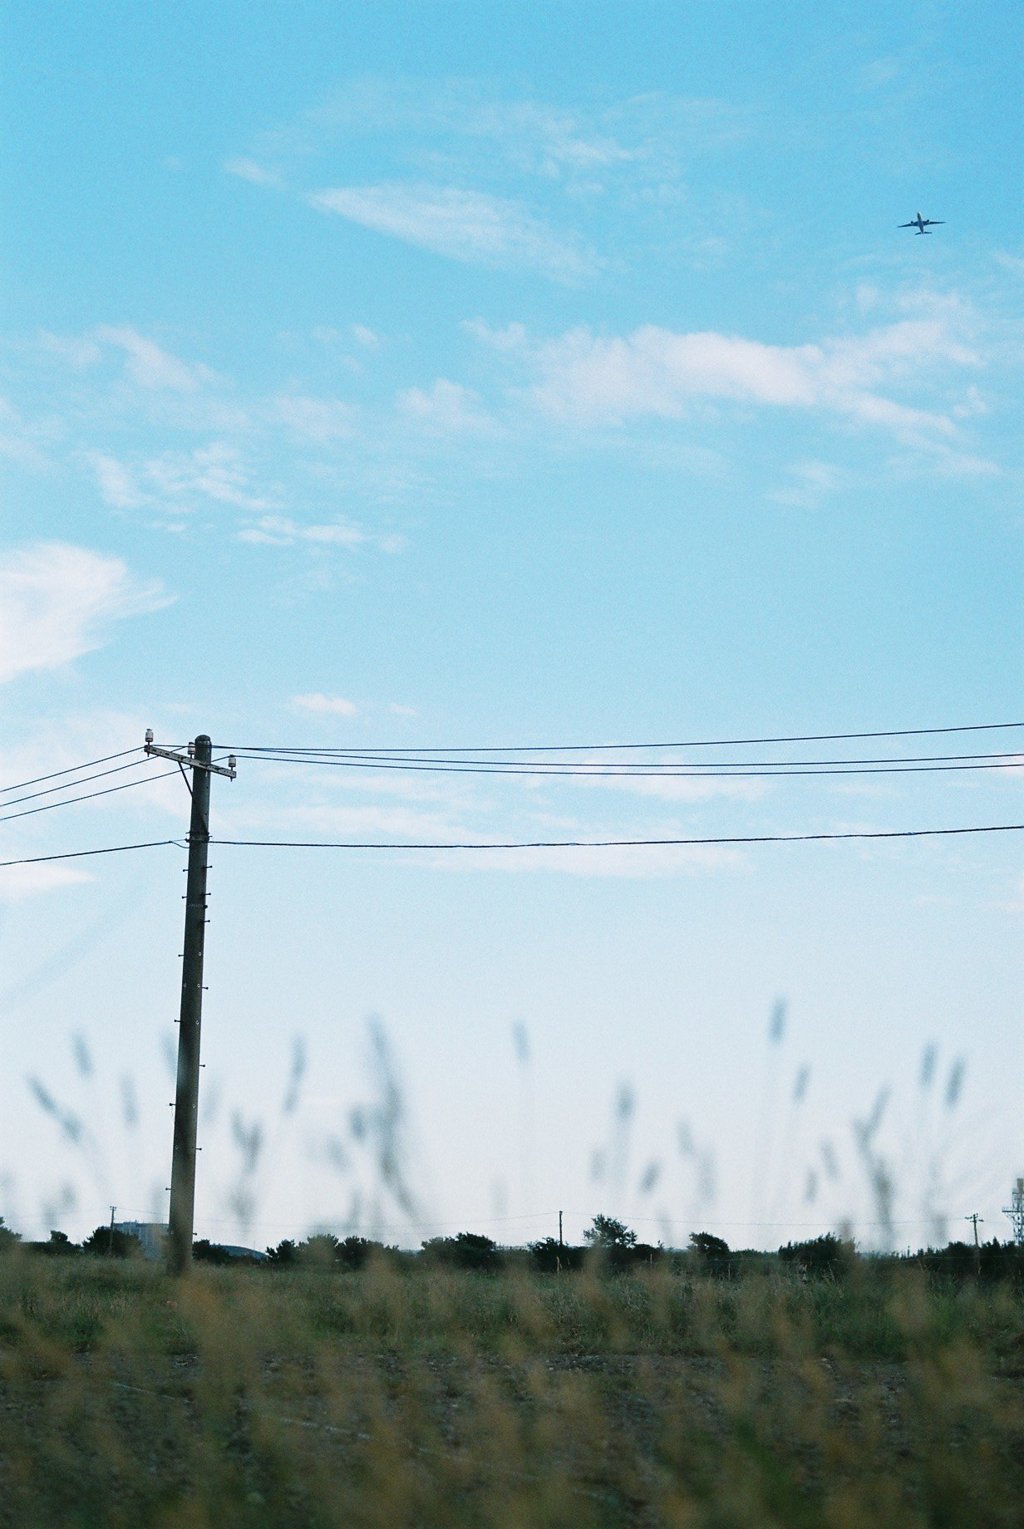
[1002,1178,1024,1247]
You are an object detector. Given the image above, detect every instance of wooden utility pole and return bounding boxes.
[146,732,236,1275]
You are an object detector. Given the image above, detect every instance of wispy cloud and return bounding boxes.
[570,770,768,804]
[0,396,58,471]
[92,325,216,392]
[307,182,599,281]
[858,56,902,91]
[0,864,92,901]
[86,442,274,514]
[38,331,103,369]
[83,451,147,509]
[770,459,848,507]
[291,693,358,717]
[235,801,474,843]
[506,311,982,449]
[237,515,405,553]
[272,394,356,441]
[224,156,284,189]
[226,775,748,879]
[460,98,639,181]
[397,379,495,435]
[0,542,169,684]
[302,78,741,192]
[438,841,744,878]
[351,324,381,349]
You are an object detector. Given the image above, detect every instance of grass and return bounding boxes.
[1,1254,1023,1527]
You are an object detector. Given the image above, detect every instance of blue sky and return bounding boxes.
[1,1,1021,1251]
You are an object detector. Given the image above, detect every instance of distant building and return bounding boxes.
[114,1221,167,1261]
[112,1223,268,1263]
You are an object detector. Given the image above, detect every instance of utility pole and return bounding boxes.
[146,732,236,1275]
[558,1210,564,1249]
[965,1212,983,1247]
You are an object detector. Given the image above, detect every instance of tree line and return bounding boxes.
[2,1214,1022,1284]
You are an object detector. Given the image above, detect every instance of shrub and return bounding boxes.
[420,1231,501,1271]
[528,1236,585,1273]
[778,1232,854,1279]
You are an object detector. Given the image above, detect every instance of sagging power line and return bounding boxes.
[0,764,184,825]
[2,819,1022,871]
[229,751,1024,780]
[0,745,146,796]
[223,718,1024,753]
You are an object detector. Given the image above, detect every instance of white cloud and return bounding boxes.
[0,542,170,684]
[0,864,92,901]
[0,397,56,471]
[84,451,146,509]
[351,324,381,349]
[463,100,638,180]
[440,841,743,878]
[397,379,494,434]
[237,515,405,553]
[38,331,103,369]
[291,693,358,717]
[307,182,599,280]
[859,57,901,90]
[241,801,473,843]
[524,316,979,445]
[272,394,356,442]
[300,80,732,195]
[145,443,274,512]
[770,459,847,507]
[461,319,528,352]
[571,770,767,804]
[92,326,215,392]
[224,157,283,188]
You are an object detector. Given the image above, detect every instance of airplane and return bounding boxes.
[899,212,944,235]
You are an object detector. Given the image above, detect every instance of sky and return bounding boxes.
[0,0,1021,1253]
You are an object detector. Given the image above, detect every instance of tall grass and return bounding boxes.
[2,1253,1022,1527]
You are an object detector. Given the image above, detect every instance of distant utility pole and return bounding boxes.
[965,1212,983,1248]
[146,732,236,1275]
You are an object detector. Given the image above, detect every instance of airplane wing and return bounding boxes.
[898,221,917,227]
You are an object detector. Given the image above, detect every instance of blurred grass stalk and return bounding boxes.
[1,1252,1023,1527]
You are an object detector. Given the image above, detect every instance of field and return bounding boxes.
[2,1254,1023,1528]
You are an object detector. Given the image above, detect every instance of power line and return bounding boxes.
[222,720,1024,755]
[0,840,183,869]
[0,745,144,796]
[0,767,183,826]
[0,755,162,811]
[229,752,1024,780]
[2,820,1020,871]
[209,823,1024,851]
[234,747,1021,768]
